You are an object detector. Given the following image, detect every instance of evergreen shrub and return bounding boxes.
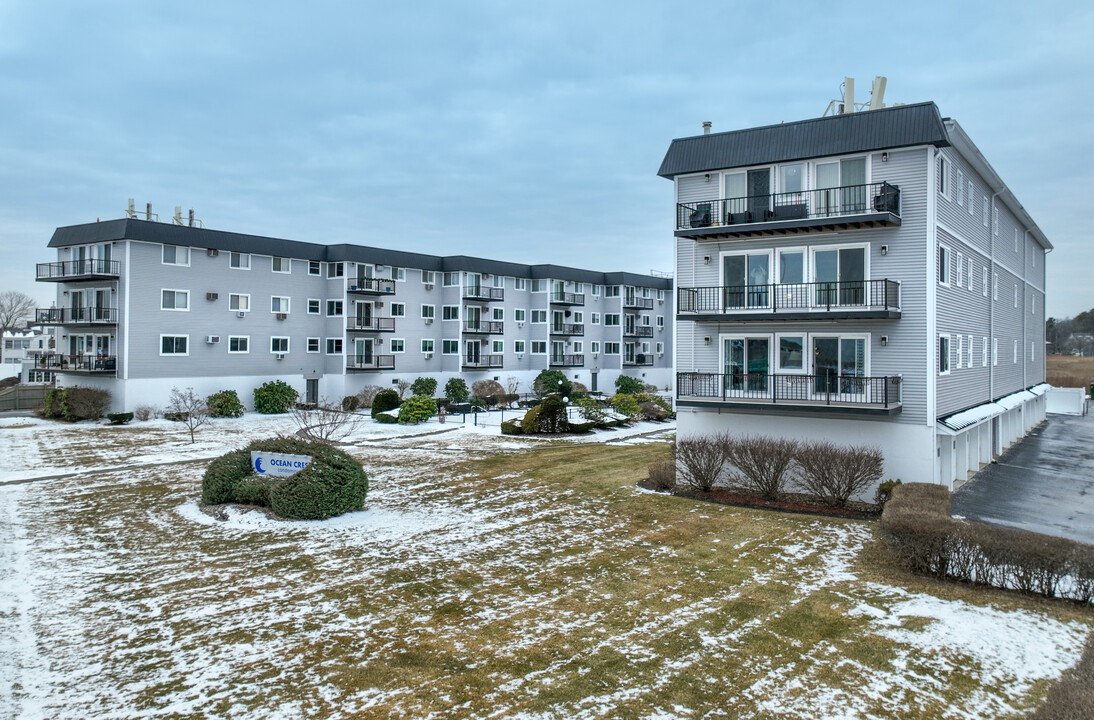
[106,412,133,425]
[411,377,438,397]
[371,389,401,417]
[398,395,437,424]
[614,375,645,395]
[207,389,245,418]
[253,381,298,414]
[445,377,470,403]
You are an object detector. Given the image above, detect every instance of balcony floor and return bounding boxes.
[676,211,900,240]
[677,396,902,418]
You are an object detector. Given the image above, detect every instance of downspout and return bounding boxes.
[1023,229,1029,390]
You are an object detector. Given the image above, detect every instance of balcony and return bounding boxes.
[550,354,584,367]
[623,326,654,338]
[462,321,504,335]
[550,291,585,306]
[550,323,584,337]
[37,259,121,282]
[462,354,503,369]
[623,354,654,367]
[346,316,395,333]
[676,372,902,416]
[623,297,654,310]
[678,280,901,322]
[463,286,504,302]
[347,354,395,372]
[347,277,396,296]
[35,307,118,326]
[676,182,900,239]
[33,353,117,375]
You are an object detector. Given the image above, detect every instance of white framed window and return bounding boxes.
[492,307,504,321]
[443,272,459,287]
[531,279,547,293]
[228,336,249,353]
[492,340,504,353]
[993,272,998,301]
[514,340,526,354]
[938,335,950,375]
[162,245,190,266]
[938,245,951,286]
[309,261,321,276]
[271,337,289,354]
[307,337,320,353]
[230,293,250,312]
[982,337,988,367]
[441,339,459,355]
[938,154,950,198]
[327,300,343,316]
[657,289,665,301]
[271,296,290,313]
[776,333,805,372]
[161,289,189,311]
[390,339,405,353]
[326,338,343,354]
[391,266,405,281]
[229,252,250,270]
[592,285,601,298]
[605,286,621,298]
[955,252,964,288]
[307,298,320,314]
[1014,228,1020,253]
[641,314,651,327]
[573,341,583,354]
[160,335,188,356]
[1014,285,1018,308]
[390,303,405,317]
[641,341,650,353]
[327,262,344,278]
[605,313,620,326]
[416,270,432,286]
[421,304,435,320]
[591,312,600,324]
[573,311,583,324]
[982,197,989,227]
[993,337,998,366]
[642,287,651,298]
[421,339,434,354]
[967,335,973,368]
[531,341,546,354]
[514,308,526,323]
[656,342,664,355]
[442,305,459,321]
[982,268,989,297]
[591,341,600,354]
[956,335,964,369]
[272,257,291,273]
[514,277,527,291]
[531,310,547,323]
[967,181,974,214]
[993,206,999,236]
[604,342,620,354]
[956,170,964,205]
[1013,340,1018,363]
[493,275,505,288]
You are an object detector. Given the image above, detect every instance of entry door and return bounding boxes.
[552,311,566,332]
[551,341,566,364]
[724,337,769,393]
[723,254,770,309]
[747,169,771,219]
[466,306,481,331]
[814,247,866,307]
[355,338,373,365]
[813,337,865,395]
[357,302,372,327]
[306,379,318,404]
[465,340,480,364]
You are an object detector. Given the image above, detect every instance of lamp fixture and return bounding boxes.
[703,256,711,264]
[703,336,711,344]
[880,336,889,346]
[882,152,889,162]
[880,245,888,255]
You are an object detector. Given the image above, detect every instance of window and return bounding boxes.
[229,252,250,270]
[421,339,434,353]
[162,245,189,265]
[642,315,651,326]
[938,335,950,375]
[327,300,343,316]
[493,275,505,288]
[573,341,583,354]
[993,273,998,301]
[326,338,343,354]
[307,298,320,314]
[390,339,405,353]
[272,257,290,273]
[309,260,321,276]
[938,245,951,286]
[982,337,988,367]
[271,337,289,353]
[605,314,620,326]
[230,294,250,312]
[938,155,950,198]
[514,309,526,323]
[390,303,405,317]
[492,340,504,353]
[422,270,435,285]
[442,339,459,355]
[391,266,405,281]
[574,282,584,293]
[1014,286,1018,308]
[591,312,600,324]
[443,272,459,287]
[956,335,964,369]
[531,310,547,323]
[955,252,964,288]
[641,341,650,353]
[327,262,344,278]
[956,170,964,205]
[993,206,999,236]
[592,285,601,297]
[442,305,459,321]
[271,296,290,313]
[655,315,664,331]
[514,278,527,291]
[982,197,989,227]
[160,335,188,355]
[657,289,665,301]
[307,337,320,353]
[1014,228,1020,253]
[591,341,600,354]
[967,335,973,368]
[777,335,805,371]
[514,340,526,354]
[228,336,249,353]
[531,341,546,354]
[492,307,504,321]
[967,181,974,214]
[605,342,620,354]
[531,279,547,293]
[982,268,989,297]
[421,304,435,320]
[161,289,189,311]
[605,285,620,297]
[655,342,664,355]
[993,337,998,366]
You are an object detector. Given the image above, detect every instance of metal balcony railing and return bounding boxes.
[347,277,396,295]
[346,316,395,332]
[36,259,121,281]
[35,307,118,324]
[677,279,901,314]
[549,354,584,367]
[346,354,395,371]
[550,323,584,336]
[677,182,900,230]
[463,286,504,302]
[462,321,504,335]
[550,291,585,305]
[623,354,654,366]
[462,355,503,368]
[33,353,117,373]
[623,296,654,310]
[677,372,902,408]
[623,326,653,337]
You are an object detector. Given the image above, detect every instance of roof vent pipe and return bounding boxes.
[188,209,195,227]
[146,202,152,221]
[702,121,712,135]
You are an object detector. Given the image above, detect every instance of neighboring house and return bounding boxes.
[660,101,1050,488]
[33,219,673,410]
[2,330,54,383]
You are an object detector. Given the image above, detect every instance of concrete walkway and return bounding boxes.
[951,412,1094,544]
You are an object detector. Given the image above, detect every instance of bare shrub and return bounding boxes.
[795,441,884,507]
[64,387,111,420]
[395,379,412,399]
[504,376,520,397]
[647,442,677,491]
[290,397,365,444]
[133,405,159,421]
[725,435,799,501]
[676,434,730,492]
[471,379,506,406]
[356,385,384,408]
[167,387,209,443]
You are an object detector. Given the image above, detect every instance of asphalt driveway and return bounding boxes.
[951,411,1094,544]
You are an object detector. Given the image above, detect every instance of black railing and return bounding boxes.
[347,277,396,295]
[550,323,584,336]
[35,307,118,324]
[463,286,504,302]
[462,321,504,334]
[346,354,395,371]
[678,279,900,314]
[550,291,585,305]
[36,259,121,280]
[462,355,503,368]
[346,317,395,332]
[677,182,900,230]
[624,354,654,366]
[677,372,901,407]
[623,326,654,337]
[33,354,117,373]
[623,297,655,309]
[550,354,584,367]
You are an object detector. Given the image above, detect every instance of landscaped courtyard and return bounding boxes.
[1,414,1090,719]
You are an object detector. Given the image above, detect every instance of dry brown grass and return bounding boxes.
[1047,355,1094,389]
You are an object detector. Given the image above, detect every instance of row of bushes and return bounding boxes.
[673,433,886,506]
[37,386,111,421]
[880,483,1094,602]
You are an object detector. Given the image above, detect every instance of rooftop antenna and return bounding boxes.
[173,206,183,225]
[868,76,887,110]
[126,198,136,219]
[823,76,889,116]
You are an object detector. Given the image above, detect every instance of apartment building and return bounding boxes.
[660,101,1050,487]
[34,218,673,411]
[2,330,53,382]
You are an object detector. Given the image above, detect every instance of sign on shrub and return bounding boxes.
[251,451,312,478]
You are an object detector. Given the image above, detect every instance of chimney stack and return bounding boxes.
[702,121,712,135]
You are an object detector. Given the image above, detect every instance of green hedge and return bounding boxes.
[39,386,111,421]
[411,377,437,397]
[253,381,297,414]
[202,437,368,520]
[501,419,523,435]
[398,395,437,424]
[207,389,245,418]
[371,389,401,418]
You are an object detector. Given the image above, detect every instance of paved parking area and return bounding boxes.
[951,411,1094,544]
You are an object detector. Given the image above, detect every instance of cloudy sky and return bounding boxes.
[1,1,1091,317]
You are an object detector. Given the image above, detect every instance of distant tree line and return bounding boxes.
[1047,309,1094,355]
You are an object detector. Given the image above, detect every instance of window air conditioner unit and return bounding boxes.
[482,273,491,279]
[237,311,246,318]
[424,284,433,291]
[517,321,524,328]
[205,335,221,344]
[375,301,384,308]
[276,313,287,321]
[276,353,285,360]
[425,318,433,325]
[425,353,433,359]
[206,248,219,257]
[206,292,218,301]
[480,338,488,345]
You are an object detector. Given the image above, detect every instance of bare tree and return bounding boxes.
[395,378,412,399]
[0,291,35,335]
[290,397,365,444]
[167,387,209,443]
[505,375,520,397]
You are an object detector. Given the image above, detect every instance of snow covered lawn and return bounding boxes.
[1,414,1089,719]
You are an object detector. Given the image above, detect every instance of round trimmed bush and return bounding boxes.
[533,369,571,399]
[611,393,641,417]
[521,394,570,434]
[371,389,401,418]
[254,380,298,414]
[411,377,437,397]
[398,395,437,424]
[201,437,368,520]
[615,375,645,395]
[445,377,469,404]
[207,389,245,418]
[341,395,361,412]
